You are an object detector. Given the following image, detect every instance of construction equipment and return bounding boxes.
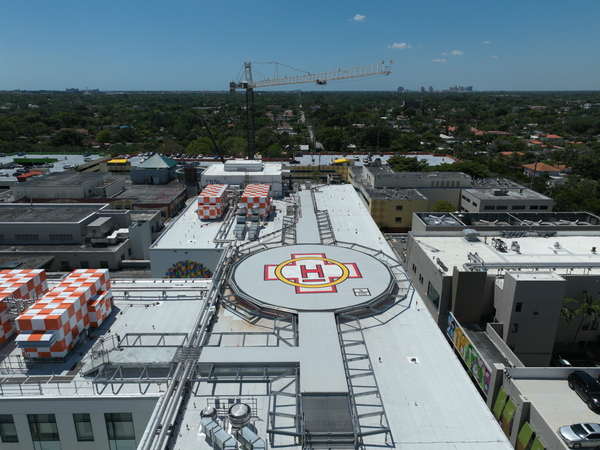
[230,61,392,159]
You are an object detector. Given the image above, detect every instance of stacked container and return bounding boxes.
[0,270,48,346]
[16,269,112,359]
[241,184,272,218]
[198,184,228,219]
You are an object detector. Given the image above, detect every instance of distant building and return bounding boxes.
[12,172,124,201]
[130,154,178,185]
[460,179,554,213]
[201,160,283,197]
[0,203,162,270]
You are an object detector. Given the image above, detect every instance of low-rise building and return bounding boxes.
[403,211,600,367]
[0,203,162,270]
[460,179,554,213]
[201,159,283,197]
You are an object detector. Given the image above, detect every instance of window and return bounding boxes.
[394,217,402,223]
[496,205,508,210]
[15,234,39,241]
[515,302,522,312]
[60,261,70,270]
[395,205,403,211]
[539,205,549,210]
[511,324,519,333]
[472,202,478,207]
[28,414,60,446]
[49,234,73,241]
[74,413,94,442]
[426,281,440,309]
[530,205,539,210]
[80,261,89,269]
[0,415,18,443]
[511,205,526,210]
[0,234,4,241]
[100,261,109,269]
[412,264,416,273]
[484,206,495,210]
[105,413,135,450]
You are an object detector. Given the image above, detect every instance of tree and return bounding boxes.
[432,200,456,212]
[187,137,213,155]
[50,129,84,147]
[95,130,113,143]
[567,292,600,350]
[387,155,429,172]
[561,297,577,327]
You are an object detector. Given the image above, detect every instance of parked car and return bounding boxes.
[558,422,600,448]
[568,371,600,411]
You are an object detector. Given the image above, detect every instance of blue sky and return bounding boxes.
[2,0,599,92]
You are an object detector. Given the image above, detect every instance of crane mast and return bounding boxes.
[230,61,392,159]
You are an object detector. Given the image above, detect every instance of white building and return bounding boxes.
[0,185,511,450]
[201,160,284,197]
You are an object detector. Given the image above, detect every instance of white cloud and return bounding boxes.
[491,55,499,59]
[432,59,447,63]
[389,42,411,50]
[483,41,492,45]
[352,14,366,21]
[439,50,464,56]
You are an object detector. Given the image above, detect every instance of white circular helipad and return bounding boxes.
[230,244,396,313]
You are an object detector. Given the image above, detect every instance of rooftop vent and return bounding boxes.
[463,228,480,242]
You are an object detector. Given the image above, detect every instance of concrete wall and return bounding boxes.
[0,240,131,271]
[405,235,452,328]
[494,271,566,366]
[149,247,225,278]
[0,395,159,450]
[451,268,488,324]
[130,168,172,185]
[129,220,153,260]
[0,221,90,245]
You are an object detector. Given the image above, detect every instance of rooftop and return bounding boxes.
[0,203,102,223]
[365,186,428,200]
[0,184,511,449]
[114,180,184,204]
[17,171,108,187]
[409,230,600,276]
[462,186,553,201]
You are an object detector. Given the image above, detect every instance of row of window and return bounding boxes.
[411,263,440,310]
[483,205,549,211]
[432,180,461,187]
[60,260,112,270]
[0,412,134,445]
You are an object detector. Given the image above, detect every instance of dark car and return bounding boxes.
[569,371,600,411]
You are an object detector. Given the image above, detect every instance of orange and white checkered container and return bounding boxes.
[16,269,112,359]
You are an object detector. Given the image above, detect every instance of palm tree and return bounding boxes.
[561,297,578,326]
[569,292,600,350]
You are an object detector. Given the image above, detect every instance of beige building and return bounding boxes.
[357,185,428,231]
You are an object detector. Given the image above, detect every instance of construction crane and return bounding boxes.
[230,61,392,159]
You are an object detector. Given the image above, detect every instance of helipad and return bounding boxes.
[230,244,396,313]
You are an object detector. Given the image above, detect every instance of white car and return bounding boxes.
[558,423,600,448]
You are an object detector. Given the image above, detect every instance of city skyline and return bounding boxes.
[2,0,599,92]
